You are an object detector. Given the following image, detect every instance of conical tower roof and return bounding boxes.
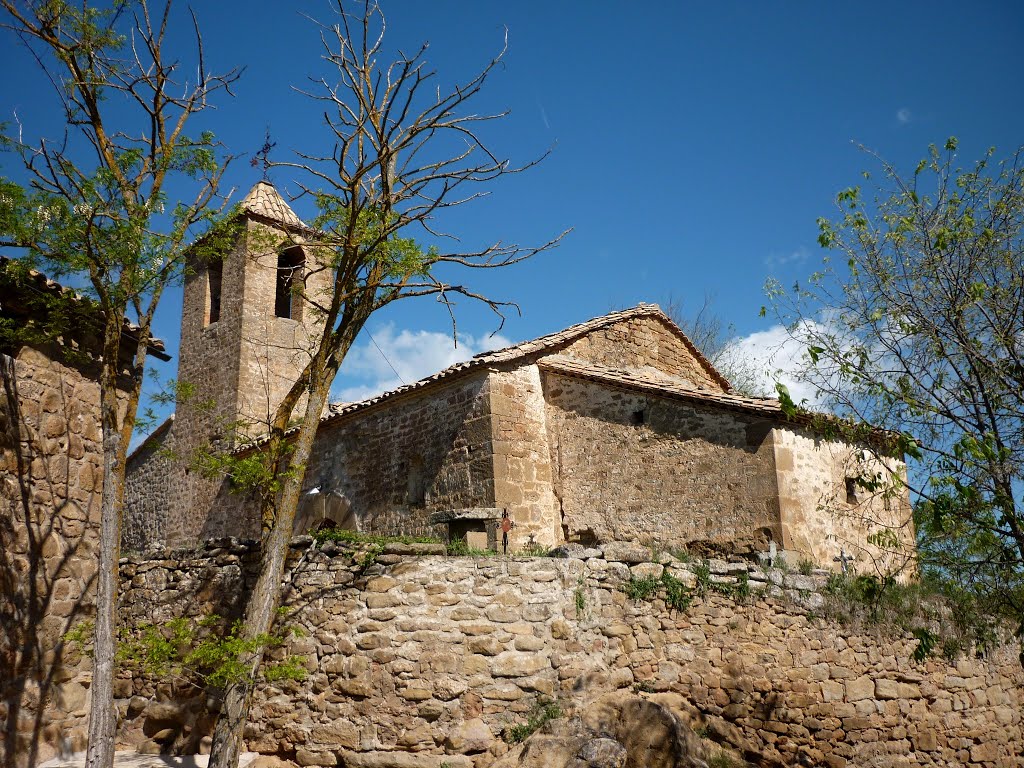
[239,180,305,229]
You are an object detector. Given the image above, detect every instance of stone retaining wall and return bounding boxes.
[1,349,104,767]
[115,541,1024,767]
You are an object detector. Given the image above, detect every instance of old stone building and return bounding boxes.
[126,181,912,571]
[0,257,169,765]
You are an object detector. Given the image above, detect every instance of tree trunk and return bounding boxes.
[84,378,124,768]
[208,384,329,768]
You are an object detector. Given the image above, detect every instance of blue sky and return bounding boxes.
[3,1,1023,421]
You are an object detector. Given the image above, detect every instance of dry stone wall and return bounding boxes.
[115,540,1024,768]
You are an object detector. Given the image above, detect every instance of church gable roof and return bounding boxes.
[322,303,731,424]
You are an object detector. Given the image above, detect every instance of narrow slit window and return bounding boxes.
[845,477,859,504]
[207,260,222,325]
[275,246,305,320]
[631,408,646,426]
[407,454,426,507]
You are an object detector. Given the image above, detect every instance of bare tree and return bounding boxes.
[0,2,239,765]
[206,2,564,764]
[663,293,769,397]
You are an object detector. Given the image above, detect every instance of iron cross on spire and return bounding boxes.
[251,127,277,180]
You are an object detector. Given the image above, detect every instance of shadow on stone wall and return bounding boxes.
[0,355,97,768]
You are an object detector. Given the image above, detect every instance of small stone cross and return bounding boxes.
[834,549,855,574]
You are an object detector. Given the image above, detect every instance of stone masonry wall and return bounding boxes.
[774,428,916,575]
[542,371,782,553]
[0,349,104,766]
[278,372,496,539]
[115,540,1024,767]
[557,316,724,391]
[233,223,332,434]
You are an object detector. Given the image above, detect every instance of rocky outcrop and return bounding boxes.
[493,693,718,768]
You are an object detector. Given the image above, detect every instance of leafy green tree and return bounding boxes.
[0,2,239,766]
[769,138,1024,656]
[205,3,563,765]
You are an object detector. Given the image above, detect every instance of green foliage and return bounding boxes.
[192,441,299,500]
[822,571,1004,662]
[624,570,695,611]
[632,680,655,693]
[518,542,550,557]
[624,575,661,601]
[669,547,692,564]
[707,752,744,768]
[661,571,694,611]
[62,620,95,651]
[732,570,751,602]
[797,559,815,577]
[693,560,712,597]
[574,573,588,618]
[911,627,938,662]
[117,612,306,690]
[503,699,563,744]
[312,527,439,547]
[445,539,495,557]
[770,138,1024,650]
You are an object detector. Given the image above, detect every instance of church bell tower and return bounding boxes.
[175,181,329,443]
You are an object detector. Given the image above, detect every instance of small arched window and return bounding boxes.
[275,246,305,321]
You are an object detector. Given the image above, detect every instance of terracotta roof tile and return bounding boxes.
[240,181,305,229]
[0,255,170,360]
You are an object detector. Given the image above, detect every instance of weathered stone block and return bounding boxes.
[491,651,548,678]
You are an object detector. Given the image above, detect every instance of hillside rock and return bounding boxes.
[492,693,710,768]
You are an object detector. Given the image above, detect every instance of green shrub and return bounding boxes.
[574,573,588,617]
[503,699,563,744]
[312,527,439,547]
[117,610,306,690]
[624,575,661,601]
[518,542,550,557]
[660,571,693,611]
[693,560,712,597]
[821,570,1005,662]
[445,539,495,557]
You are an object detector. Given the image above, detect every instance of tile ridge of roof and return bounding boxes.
[469,303,666,362]
[536,355,781,406]
[321,304,673,415]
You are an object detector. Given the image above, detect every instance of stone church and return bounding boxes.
[125,181,912,569]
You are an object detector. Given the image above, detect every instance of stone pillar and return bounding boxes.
[487,366,561,548]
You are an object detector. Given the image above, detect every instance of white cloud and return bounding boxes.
[331,323,512,403]
[764,246,810,269]
[896,107,912,125]
[718,321,828,406]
